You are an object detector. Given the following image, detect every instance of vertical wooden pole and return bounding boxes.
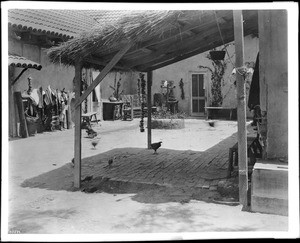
[14,91,28,138]
[147,71,152,149]
[233,10,248,207]
[9,67,18,137]
[74,60,82,188]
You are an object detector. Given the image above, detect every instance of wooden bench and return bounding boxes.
[121,94,156,119]
[205,106,237,120]
[227,136,263,178]
[82,111,98,125]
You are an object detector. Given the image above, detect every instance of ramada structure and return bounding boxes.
[8,9,289,214]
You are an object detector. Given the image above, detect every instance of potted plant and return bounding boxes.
[209,50,226,60]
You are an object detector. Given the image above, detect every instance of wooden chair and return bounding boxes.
[227,136,263,178]
[121,95,133,121]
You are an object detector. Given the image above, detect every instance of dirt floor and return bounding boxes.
[4,119,289,239]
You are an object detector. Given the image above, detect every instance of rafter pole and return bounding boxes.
[233,10,248,208]
[74,59,83,188]
[147,71,152,149]
[126,23,233,69]
[74,43,132,108]
[84,57,129,71]
[11,68,28,85]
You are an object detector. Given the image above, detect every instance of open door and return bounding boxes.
[191,72,206,116]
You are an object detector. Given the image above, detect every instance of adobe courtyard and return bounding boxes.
[6,119,288,235]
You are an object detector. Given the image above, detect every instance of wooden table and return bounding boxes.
[82,111,98,126]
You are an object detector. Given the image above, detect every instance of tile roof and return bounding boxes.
[8,9,141,39]
[79,10,138,28]
[9,54,42,70]
[8,9,97,39]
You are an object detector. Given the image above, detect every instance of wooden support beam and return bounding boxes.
[136,26,236,71]
[9,66,18,137]
[141,47,153,53]
[14,91,28,138]
[141,36,231,72]
[147,71,152,149]
[74,43,132,108]
[74,60,83,188]
[85,56,129,71]
[140,19,257,72]
[233,10,248,208]
[99,11,233,63]
[11,68,28,85]
[126,22,233,69]
[137,11,232,50]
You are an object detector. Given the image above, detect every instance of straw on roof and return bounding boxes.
[47,10,205,69]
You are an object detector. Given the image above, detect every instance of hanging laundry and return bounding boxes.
[44,85,53,105]
[30,89,40,106]
[37,87,44,108]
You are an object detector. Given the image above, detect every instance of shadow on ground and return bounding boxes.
[21,147,239,205]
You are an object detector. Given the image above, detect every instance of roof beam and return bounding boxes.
[129,24,233,69]
[136,10,232,49]
[84,56,129,71]
[177,19,196,35]
[99,11,232,62]
[141,34,235,72]
[142,22,257,72]
[11,68,28,85]
[136,15,258,72]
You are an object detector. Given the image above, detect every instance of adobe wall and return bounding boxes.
[151,35,259,117]
[259,10,288,159]
[9,40,75,93]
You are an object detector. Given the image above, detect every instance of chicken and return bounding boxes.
[86,127,97,138]
[151,141,162,154]
[207,120,216,127]
[91,139,100,149]
[108,157,114,167]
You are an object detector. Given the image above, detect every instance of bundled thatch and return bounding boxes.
[47,10,205,69]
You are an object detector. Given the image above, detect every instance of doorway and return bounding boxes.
[191,73,207,116]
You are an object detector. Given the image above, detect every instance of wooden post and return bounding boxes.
[147,71,152,149]
[88,69,93,113]
[233,10,248,207]
[14,91,28,138]
[67,91,74,129]
[9,67,18,137]
[74,60,83,188]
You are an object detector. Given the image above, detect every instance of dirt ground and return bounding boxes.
[3,119,289,239]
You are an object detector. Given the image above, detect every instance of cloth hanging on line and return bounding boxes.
[22,88,39,106]
[44,85,54,105]
[37,87,45,108]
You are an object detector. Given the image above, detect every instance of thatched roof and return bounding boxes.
[47,10,258,72]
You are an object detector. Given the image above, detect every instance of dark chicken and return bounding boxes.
[91,139,100,149]
[208,121,215,127]
[108,157,114,167]
[150,141,162,154]
[86,127,97,138]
